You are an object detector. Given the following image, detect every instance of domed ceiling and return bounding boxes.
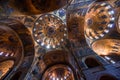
[0,23,23,79]
[33,14,67,49]
[0,0,120,80]
[85,2,115,40]
[0,18,35,80]
[84,1,120,62]
[42,64,75,80]
[0,25,23,58]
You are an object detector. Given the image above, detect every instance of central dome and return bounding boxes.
[33,14,67,49]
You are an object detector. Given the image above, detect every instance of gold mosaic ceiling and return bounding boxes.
[0,0,120,80]
[33,14,67,49]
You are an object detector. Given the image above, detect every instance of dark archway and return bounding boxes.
[85,57,101,68]
[99,75,117,80]
[10,71,22,80]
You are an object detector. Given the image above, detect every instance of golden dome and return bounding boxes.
[33,14,67,49]
[84,2,120,62]
[0,24,23,58]
[42,64,75,80]
[84,2,115,40]
[0,24,23,79]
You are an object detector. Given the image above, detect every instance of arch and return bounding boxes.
[99,75,117,80]
[85,57,101,68]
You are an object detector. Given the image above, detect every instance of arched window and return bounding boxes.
[85,57,101,68]
[99,75,117,80]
